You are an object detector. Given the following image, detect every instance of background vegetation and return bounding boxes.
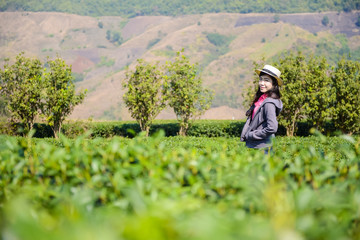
[1,51,359,137]
[0,132,359,239]
[1,0,359,17]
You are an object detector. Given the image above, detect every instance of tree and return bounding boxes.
[42,57,86,138]
[331,58,360,134]
[322,15,329,26]
[111,31,123,45]
[165,51,213,136]
[277,51,308,136]
[303,56,333,131]
[106,30,111,41]
[0,53,43,134]
[106,30,123,45]
[273,14,280,23]
[123,59,167,136]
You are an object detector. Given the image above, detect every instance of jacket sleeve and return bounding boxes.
[240,117,251,142]
[245,103,278,141]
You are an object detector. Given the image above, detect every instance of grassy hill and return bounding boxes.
[0,11,359,120]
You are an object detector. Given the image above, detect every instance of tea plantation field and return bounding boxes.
[0,133,359,239]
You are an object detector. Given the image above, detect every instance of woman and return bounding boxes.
[240,65,283,153]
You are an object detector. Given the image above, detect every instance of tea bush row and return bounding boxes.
[0,133,359,239]
[0,119,340,138]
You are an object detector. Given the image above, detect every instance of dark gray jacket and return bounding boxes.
[240,98,283,149]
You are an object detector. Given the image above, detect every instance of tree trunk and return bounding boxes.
[179,125,186,136]
[139,120,150,137]
[179,119,189,136]
[145,126,150,137]
[52,122,61,139]
[286,126,294,137]
[287,108,300,137]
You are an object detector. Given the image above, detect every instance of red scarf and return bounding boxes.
[252,94,267,119]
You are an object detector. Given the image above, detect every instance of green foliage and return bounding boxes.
[0,0,358,17]
[42,56,87,138]
[277,51,307,136]
[331,58,360,134]
[278,52,360,134]
[165,51,213,136]
[0,52,43,134]
[122,53,213,137]
[96,56,115,67]
[0,53,86,138]
[321,15,329,26]
[106,30,123,45]
[206,33,232,47]
[98,21,103,28]
[0,133,359,239]
[185,120,244,137]
[1,119,344,139]
[123,59,167,136]
[0,96,7,117]
[303,56,333,131]
[205,32,234,54]
[313,34,357,65]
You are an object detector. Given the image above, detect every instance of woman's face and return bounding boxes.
[259,74,274,93]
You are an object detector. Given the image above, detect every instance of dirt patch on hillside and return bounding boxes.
[71,56,95,73]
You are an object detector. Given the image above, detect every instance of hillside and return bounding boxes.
[0,11,360,120]
[1,0,358,17]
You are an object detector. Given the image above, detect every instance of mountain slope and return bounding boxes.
[0,11,359,120]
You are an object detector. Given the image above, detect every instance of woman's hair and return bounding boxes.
[251,72,281,105]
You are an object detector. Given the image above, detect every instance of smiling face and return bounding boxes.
[259,74,274,93]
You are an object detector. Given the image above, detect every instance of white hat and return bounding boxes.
[255,65,283,86]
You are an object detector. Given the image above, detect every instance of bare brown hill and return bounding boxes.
[0,11,359,121]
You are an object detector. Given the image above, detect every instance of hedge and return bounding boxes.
[0,119,343,138]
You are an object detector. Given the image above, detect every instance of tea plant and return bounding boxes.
[0,133,359,239]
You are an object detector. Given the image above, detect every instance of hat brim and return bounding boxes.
[255,69,283,86]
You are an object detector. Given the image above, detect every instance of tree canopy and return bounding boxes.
[1,0,359,17]
[0,53,43,133]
